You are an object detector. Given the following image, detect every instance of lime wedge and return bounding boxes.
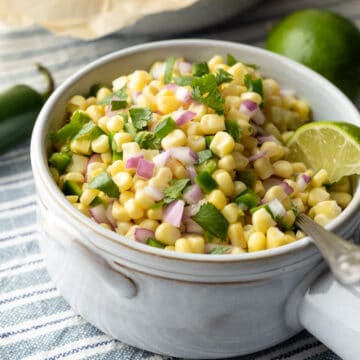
[286,121,360,183]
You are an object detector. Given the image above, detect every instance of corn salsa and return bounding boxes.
[48,54,353,255]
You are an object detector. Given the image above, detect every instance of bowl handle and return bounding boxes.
[38,200,137,299]
[286,262,360,360]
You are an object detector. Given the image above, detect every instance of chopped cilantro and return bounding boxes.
[225,120,241,142]
[110,99,127,111]
[124,122,137,136]
[215,69,233,85]
[209,246,231,254]
[97,86,127,105]
[51,110,91,149]
[192,62,210,77]
[227,53,238,66]
[173,76,193,86]
[129,107,153,130]
[191,202,229,241]
[163,179,190,204]
[88,172,120,198]
[245,63,260,70]
[244,74,264,101]
[198,149,214,163]
[191,74,224,114]
[149,201,165,210]
[134,131,160,149]
[154,117,176,139]
[164,56,176,84]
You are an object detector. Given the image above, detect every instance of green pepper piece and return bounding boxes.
[205,136,214,148]
[147,238,165,248]
[197,149,214,163]
[88,171,120,198]
[63,180,82,197]
[0,64,54,154]
[154,117,176,139]
[196,159,217,174]
[234,189,260,210]
[237,170,255,188]
[48,152,72,173]
[195,171,218,193]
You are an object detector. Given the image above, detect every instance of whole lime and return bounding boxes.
[266,9,360,99]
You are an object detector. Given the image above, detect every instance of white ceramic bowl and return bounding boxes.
[31,39,360,359]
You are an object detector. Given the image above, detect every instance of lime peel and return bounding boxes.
[286,121,360,183]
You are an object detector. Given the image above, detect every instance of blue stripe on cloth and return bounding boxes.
[0,258,43,272]
[0,229,35,241]
[0,240,39,263]
[305,349,342,360]
[0,314,80,339]
[0,286,56,306]
[1,323,105,359]
[0,297,71,327]
[0,212,36,232]
[0,267,50,293]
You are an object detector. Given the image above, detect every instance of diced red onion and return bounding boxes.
[186,165,197,183]
[126,154,144,169]
[137,158,155,179]
[90,204,109,225]
[105,203,116,228]
[257,135,281,145]
[252,109,265,125]
[163,200,185,228]
[268,198,286,217]
[173,110,196,125]
[239,100,258,116]
[263,176,283,190]
[170,146,198,165]
[297,173,311,191]
[134,228,155,244]
[152,150,171,167]
[178,61,192,75]
[175,87,192,104]
[182,184,204,204]
[185,218,204,234]
[280,181,294,195]
[85,154,101,181]
[165,83,178,92]
[144,186,164,201]
[248,150,267,162]
[151,63,165,79]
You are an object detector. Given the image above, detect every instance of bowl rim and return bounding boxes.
[31,38,360,263]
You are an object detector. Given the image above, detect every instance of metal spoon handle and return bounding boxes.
[296,213,360,285]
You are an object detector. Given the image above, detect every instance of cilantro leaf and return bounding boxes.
[245,63,260,70]
[215,69,233,85]
[191,202,229,241]
[191,74,224,114]
[110,100,127,110]
[173,76,193,86]
[163,179,190,204]
[129,107,153,130]
[164,56,176,84]
[227,53,238,66]
[244,74,264,99]
[209,246,231,254]
[192,62,210,77]
[134,131,160,149]
[225,120,241,142]
[97,86,127,105]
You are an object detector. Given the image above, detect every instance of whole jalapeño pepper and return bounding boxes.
[0,64,54,154]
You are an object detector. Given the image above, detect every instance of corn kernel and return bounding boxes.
[175,238,193,253]
[208,55,224,72]
[210,131,235,157]
[124,198,144,219]
[266,226,286,248]
[330,192,352,208]
[112,201,131,222]
[128,70,151,91]
[116,222,132,235]
[252,208,276,234]
[234,181,247,196]
[311,169,329,188]
[113,172,133,192]
[212,169,234,196]
[218,154,236,172]
[308,187,330,207]
[155,223,181,245]
[207,189,227,210]
[254,157,274,180]
[248,232,266,252]
[147,207,163,220]
[164,245,175,251]
[157,94,181,114]
[96,87,112,101]
[91,134,110,154]
[273,160,293,178]
[187,135,206,152]
[70,139,91,155]
[134,188,155,209]
[161,129,187,150]
[113,133,134,152]
[138,219,159,232]
[80,189,99,206]
[186,235,205,254]
[228,222,247,248]
[221,203,240,223]
[67,95,86,113]
[106,115,124,132]
[85,105,104,123]
[200,114,225,134]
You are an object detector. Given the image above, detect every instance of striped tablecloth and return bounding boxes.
[0,0,359,359]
